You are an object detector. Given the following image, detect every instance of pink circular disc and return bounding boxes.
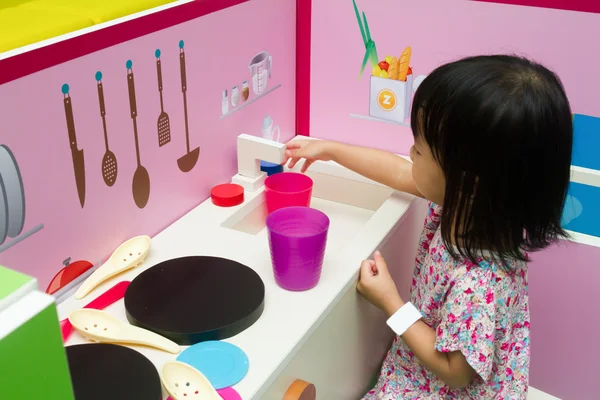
[167,388,241,400]
[218,387,243,400]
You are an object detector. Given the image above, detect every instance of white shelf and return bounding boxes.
[571,165,600,188]
[349,113,410,127]
[566,230,600,248]
[220,84,282,119]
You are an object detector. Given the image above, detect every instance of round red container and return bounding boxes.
[264,172,313,214]
[211,183,244,207]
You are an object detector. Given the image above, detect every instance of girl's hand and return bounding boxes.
[357,251,404,317]
[284,140,334,172]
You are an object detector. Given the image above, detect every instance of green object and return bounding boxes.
[0,291,75,399]
[0,265,74,399]
[360,40,378,81]
[352,0,367,46]
[352,0,379,80]
[0,265,34,303]
[362,11,372,46]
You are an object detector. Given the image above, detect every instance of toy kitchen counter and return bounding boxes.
[56,136,427,400]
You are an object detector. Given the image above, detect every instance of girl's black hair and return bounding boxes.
[411,55,573,264]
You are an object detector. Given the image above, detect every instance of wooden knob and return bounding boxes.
[283,379,316,400]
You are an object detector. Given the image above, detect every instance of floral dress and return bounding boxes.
[363,202,530,399]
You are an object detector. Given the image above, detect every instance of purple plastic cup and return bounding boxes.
[266,206,330,291]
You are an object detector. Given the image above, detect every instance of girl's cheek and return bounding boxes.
[411,165,420,185]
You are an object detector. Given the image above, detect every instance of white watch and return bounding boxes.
[386,302,422,336]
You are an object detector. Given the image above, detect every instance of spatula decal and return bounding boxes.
[155,49,172,147]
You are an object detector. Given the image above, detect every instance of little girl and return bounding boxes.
[285,55,573,399]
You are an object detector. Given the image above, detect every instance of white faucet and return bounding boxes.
[231,134,286,191]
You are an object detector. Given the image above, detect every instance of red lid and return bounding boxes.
[46,259,94,295]
[211,183,244,207]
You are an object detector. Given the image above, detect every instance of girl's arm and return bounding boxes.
[384,298,477,388]
[327,142,424,198]
[359,253,478,389]
[285,140,424,198]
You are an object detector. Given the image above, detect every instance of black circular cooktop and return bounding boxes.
[66,343,161,400]
[124,256,265,345]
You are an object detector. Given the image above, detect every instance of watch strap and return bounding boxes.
[386,302,422,336]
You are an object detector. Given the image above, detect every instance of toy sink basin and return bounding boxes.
[222,158,413,256]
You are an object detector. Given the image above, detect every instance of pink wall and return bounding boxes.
[528,240,600,399]
[310,0,600,155]
[0,0,297,288]
[310,1,600,398]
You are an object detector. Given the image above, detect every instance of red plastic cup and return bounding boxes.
[264,172,313,214]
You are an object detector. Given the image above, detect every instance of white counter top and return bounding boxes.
[57,160,416,399]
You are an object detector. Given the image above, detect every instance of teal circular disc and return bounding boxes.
[176,341,249,389]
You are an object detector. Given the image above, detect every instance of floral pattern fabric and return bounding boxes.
[363,202,530,399]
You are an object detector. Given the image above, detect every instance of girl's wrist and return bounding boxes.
[384,295,405,318]
[322,141,337,162]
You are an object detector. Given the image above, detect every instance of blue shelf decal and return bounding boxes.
[572,114,600,171]
[562,181,600,238]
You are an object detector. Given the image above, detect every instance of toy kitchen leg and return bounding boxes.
[0,266,75,400]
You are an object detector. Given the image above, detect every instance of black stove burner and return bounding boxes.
[124,256,265,345]
[66,343,161,400]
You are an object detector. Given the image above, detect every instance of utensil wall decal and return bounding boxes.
[155,49,171,147]
[126,60,151,208]
[96,71,118,187]
[176,40,200,173]
[62,84,86,208]
[0,144,44,253]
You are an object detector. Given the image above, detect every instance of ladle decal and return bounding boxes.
[176,40,200,173]
[126,60,151,208]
